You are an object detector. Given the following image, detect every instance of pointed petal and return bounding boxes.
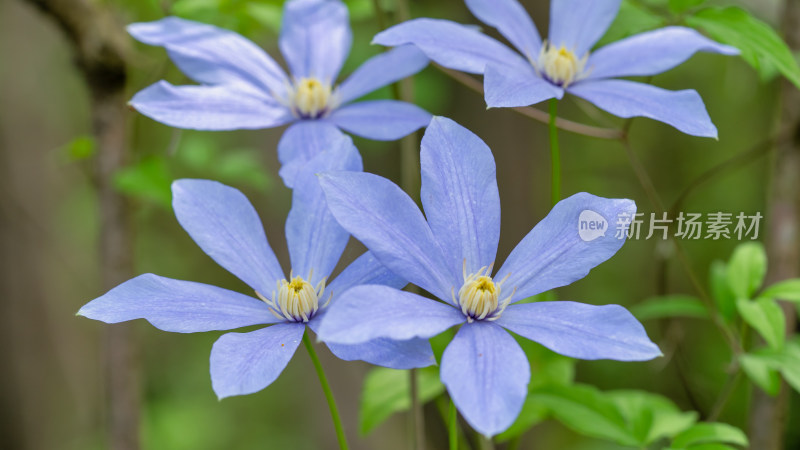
[496,193,635,301]
[316,285,464,345]
[319,172,456,299]
[496,301,662,360]
[420,117,500,277]
[329,100,431,141]
[172,179,284,296]
[280,0,352,81]
[277,121,347,188]
[286,135,362,283]
[568,79,718,138]
[130,81,292,131]
[373,18,529,74]
[78,274,280,332]
[465,0,542,57]
[324,339,435,369]
[128,17,288,94]
[484,64,562,108]
[441,322,529,437]
[210,323,305,399]
[549,0,621,56]
[338,45,429,104]
[326,251,407,301]
[586,26,740,80]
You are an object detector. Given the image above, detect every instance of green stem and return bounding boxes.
[449,398,457,450]
[548,99,561,207]
[303,332,349,450]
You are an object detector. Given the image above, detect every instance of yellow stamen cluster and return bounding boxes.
[257,270,330,323]
[453,261,515,323]
[535,42,588,88]
[289,77,335,119]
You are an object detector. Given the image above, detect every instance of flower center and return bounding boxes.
[535,42,588,88]
[453,263,515,323]
[256,271,329,323]
[289,77,335,119]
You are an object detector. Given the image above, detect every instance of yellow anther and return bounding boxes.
[257,271,327,323]
[534,41,589,88]
[454,262,514,322]
[289,77,335,119]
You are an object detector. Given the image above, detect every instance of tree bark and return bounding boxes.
[748,0,800,448]
[22,1,139,449]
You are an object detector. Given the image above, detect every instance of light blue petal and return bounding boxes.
[568,79,718,138]
[586,26,740,80]
[495,193,635,301]
[323,339,436,369]
[316,285,464,344]
[280,0,352,81]
[420,117,500,277]
[484,64,563,108]
[337,45,429,104]
[78,274,280,332]
[373,18,529,74]
[496,301,662,360]
[318,172,457,299]
[465,0,542,57]
[441,322,529,437]
[329,100,431,141]
[277,120,347,188]
[326,251,407,302]
[130,81,292,131]
[549,0,621,56]
[210,323,305,399]
[128,17,288,95]
[172,179,285,296]
[286,135,362,284]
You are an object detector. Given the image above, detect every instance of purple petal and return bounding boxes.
[323,339,436,369]
[568,79,718,138]
[277,120,346,188]
[549,0,621,56]
[285,135,362,283]
[172,179,284,295]
[373,18,529,74]
[326,251,407,302]
[496,301,662,360]
[441,322,529,437]
[465,0,542,57]
[280,0,352,81]
[130,81,292,131]
[78,274,279,332]
[496,193,635,301]
[484,64,562,108]
[420,117,500,277]
[586,26,740,80]
[318,172,456,300]
[316,285,464,345]
[338,45,429,104]
[329,100,431,141]
[128,17,288,95]
[210,323,305,399]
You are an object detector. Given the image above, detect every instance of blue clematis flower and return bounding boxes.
[373,0,739,138]
[315,116,661,436]
[78,135,434,399]
[127,0,431,186]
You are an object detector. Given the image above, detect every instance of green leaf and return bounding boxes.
[742,338,800,394]
[598,0,665,47]
[709,260,737,321]
[671,422,748,448]
[725,242,767,300]
[113,156,173,208]
[608,390,697,445]
[358,366,445,435]
[669,0,706,15]
[736,298,785,350]
[631,294,709,320]
[761,278,800,302]
[686,7,800,90]
[739,352,781,396]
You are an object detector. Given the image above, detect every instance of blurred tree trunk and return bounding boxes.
[748,0,800,448]
[22,1,140,449]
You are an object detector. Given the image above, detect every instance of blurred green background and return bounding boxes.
[0,0,796,449]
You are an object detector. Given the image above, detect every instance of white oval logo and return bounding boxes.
[578,210,608,242]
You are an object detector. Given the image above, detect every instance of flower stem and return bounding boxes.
[303,332,349,450]
[449,398,457,450]
[548,99,561,207]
